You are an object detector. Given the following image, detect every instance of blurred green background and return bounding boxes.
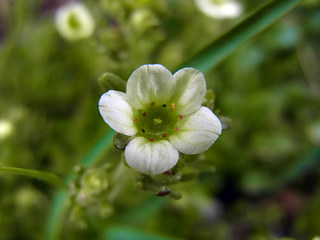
[0,0,320,239]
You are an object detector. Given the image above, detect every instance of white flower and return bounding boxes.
[99,64,222,175]
[55,2,95,41]
[195,0,243,19]
[0,119,13,140]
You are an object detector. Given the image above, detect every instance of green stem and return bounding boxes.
[0,166,67,190]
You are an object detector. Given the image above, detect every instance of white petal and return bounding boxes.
[99,90,137,136]
[169,107,222,154]
[195,0,243,19]
[124,137,179,175]
[172,68,206,115]
[126,64,175,109]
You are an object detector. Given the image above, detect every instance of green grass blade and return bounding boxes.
[0,166,67,190]
[180,0,303,73]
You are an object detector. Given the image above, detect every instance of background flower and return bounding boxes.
[55,2,95,41]
[195,0,243,19]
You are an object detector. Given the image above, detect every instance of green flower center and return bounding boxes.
[67,13,81,30]
[134,102,183,141]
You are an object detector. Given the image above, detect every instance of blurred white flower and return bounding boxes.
[195,0,243,19]
[0,119,13,140]
[99,64,222,175]
[55,2,95,41]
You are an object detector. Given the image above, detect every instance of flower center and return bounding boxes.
[67,13,81,30]
[134,102,183,141]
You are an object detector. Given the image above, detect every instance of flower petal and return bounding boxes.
[172,68,206,115]
[124,137,179,175]
[126,64,175,109]
[169,107,222,154]
[195,0,243,19]
[99,90,137,136]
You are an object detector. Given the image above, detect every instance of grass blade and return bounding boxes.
[0,166,67,190]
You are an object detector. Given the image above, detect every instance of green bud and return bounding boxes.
[113,132,133,150]
[202,89,215,110]
[98,73,126,92]
[99,201,113,218]
[77,166,110,202]
[220,116,233,130]
[169,191,182,200]
[130,8,159,34]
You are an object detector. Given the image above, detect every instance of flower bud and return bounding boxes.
[98,73,126,93]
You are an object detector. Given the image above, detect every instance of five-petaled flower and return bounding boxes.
[99,64,222,175]
[55,2,95,41]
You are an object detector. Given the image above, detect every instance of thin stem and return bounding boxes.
[0,166,68,190]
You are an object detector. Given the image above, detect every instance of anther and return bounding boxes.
[179,115,183,119]
[161,134,167,137]
[163,104,166,107]
[151,102,155,107]
[149,138,154,141]
[164,170,173,175]
[171,103,175,110]
[141,129,145,133]
[142,112,146,116]
[175,127,179,131]
[134,118,138,123]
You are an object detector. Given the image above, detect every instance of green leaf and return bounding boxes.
[180,0,303,73]
[0,166,67,190]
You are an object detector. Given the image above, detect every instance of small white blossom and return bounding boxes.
[55,2,95,41]
[195,0,243,19]
[0,119,13,140]
[99,64,222,175]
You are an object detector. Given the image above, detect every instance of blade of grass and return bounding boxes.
[0,166,67,190]
[179,0,303,73]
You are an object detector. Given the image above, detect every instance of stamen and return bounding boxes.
[171,103,175,110]
[151,102,155,107]
[162,104,166,107]
[149,138,154,141]
[164,170,173,175]
[134,118,138,123]
[141,129,145,133]
[175,127,179,131]
[142,112,146,116]
[179,115,183,119]
[161,134,167,137]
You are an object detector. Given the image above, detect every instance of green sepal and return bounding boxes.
[113,132,134,150]
[98,73,126,92]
